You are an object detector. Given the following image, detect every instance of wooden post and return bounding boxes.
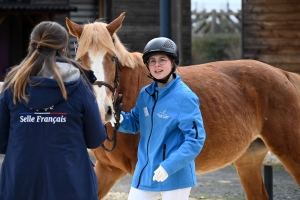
[210,9,216,35]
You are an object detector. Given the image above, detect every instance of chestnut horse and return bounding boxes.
[66,12,300,200]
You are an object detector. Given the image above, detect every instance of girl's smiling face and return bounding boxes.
[148,54,172,80]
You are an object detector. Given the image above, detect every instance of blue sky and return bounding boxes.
[191,0,241,11]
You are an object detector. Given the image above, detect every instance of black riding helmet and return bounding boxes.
[143,37,179,65]
[143,37,179,84]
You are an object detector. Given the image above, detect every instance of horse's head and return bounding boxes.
[66,12,126,125]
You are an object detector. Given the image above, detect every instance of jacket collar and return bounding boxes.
[146,73,180,97]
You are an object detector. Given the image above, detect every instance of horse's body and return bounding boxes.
[66,12,300,200]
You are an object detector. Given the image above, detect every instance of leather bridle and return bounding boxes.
[74,39,122,152]
[93,55,120,96]
[93,55,121,152]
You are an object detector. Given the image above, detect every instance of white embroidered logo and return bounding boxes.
[157,110,169,119]
[143,107,149,117]
[19,106,67,124]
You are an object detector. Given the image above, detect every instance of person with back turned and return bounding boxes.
[0,21,107,200]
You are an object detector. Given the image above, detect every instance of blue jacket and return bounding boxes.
[119,74,206,191]
[0,64,106,200]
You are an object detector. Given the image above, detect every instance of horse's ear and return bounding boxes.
[106,12,126,36]
[66,17,83,39]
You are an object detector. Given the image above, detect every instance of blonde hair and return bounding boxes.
[3,21,88,104]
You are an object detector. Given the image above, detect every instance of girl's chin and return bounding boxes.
[153,73,166,79]
[153,76,165,80]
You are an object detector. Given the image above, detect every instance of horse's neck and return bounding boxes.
[119,52,151,94]
[119,64,152,109]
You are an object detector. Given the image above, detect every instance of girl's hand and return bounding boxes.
[153,165,168,182]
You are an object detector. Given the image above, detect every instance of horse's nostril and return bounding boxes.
[107,106,112,116]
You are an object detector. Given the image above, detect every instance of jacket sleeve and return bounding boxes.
[161,93,206,176]
[82,91,107,149]
[117,95,141,134]
[0,91,10,154]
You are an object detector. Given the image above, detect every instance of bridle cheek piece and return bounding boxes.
[93,55,121,100]
[93,55,121,152]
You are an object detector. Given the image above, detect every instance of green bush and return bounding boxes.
[192,34,241,65]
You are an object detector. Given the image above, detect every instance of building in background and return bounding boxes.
[0,0,191,81]
[1,0,299,80]
[242,0,300,73]
[0,1,77,80]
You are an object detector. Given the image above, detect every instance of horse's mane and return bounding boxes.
[76,21,144,69]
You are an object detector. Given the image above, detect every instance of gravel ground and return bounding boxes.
[103,164,300,200]
[0,155,298,200]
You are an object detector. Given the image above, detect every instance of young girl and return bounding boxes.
[118,37,206,200]
[0,21,106,200]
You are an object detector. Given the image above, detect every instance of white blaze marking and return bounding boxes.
[89,50,108,107]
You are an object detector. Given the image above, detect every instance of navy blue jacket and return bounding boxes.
[0,72,106,199]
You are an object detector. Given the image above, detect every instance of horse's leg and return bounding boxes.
[260,72,300,187]
[233,138,269,200]
[94,160,127,200]
[269,151,300,187]
[262,127,300,187]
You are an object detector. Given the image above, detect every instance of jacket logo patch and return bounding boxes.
[19,112,67,124]
[143,107,149,117]
[157,110,169,119]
